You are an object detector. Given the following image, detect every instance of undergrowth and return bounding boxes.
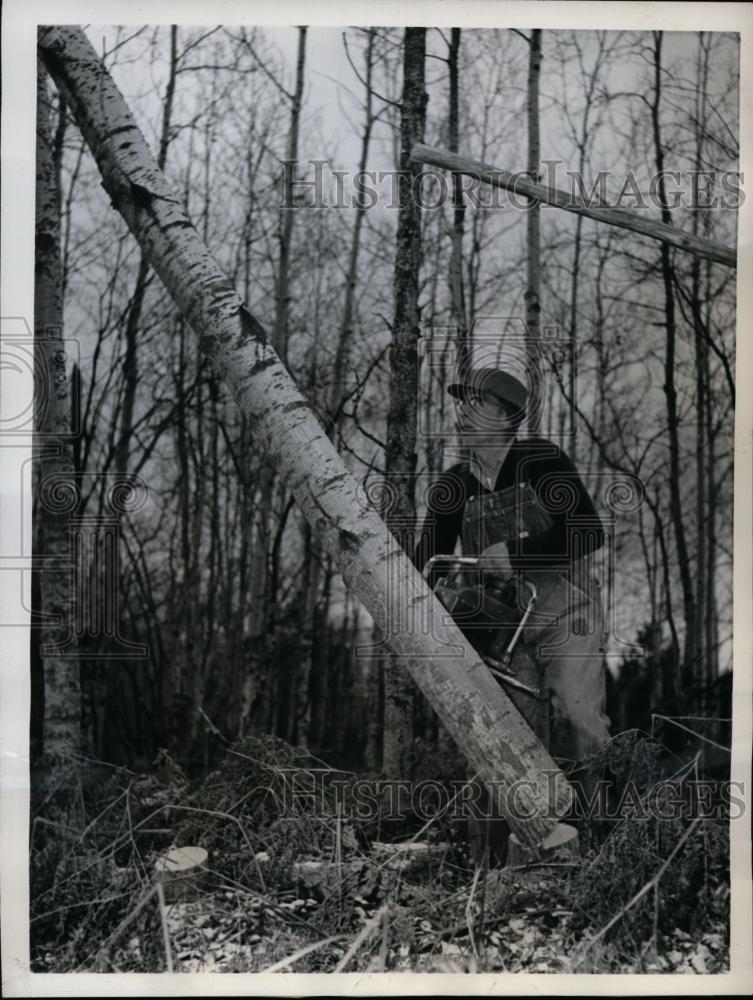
[30,729,731,974]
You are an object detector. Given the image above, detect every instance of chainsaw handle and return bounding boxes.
[499,577,538,663]
[422,554,479,579]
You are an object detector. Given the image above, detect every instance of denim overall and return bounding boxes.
[460,483,611,773]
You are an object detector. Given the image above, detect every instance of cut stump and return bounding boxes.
[154,845,209,903]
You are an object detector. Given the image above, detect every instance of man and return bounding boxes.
[415,367,611,787]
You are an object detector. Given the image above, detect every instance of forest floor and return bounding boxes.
[30,731,730,975]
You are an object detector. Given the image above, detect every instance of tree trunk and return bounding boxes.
[243,30,307,733]
[703,256,719,684]
[381,28,427,779]
[650,31,697,695]
[691,34,710,687]
[115,27,178,482]
[39,25,572,847]
[525,29,542,434]
[328,29,375,433]
[274,26,306,365]
[447,28,469,373]
[34,60,82,768]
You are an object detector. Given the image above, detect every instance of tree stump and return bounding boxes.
[154,846,208,904]
[506,822,579,868]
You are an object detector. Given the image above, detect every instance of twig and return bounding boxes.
[427,911,520,949]
[341,31,401,109]
[32,802,168,909]
[571,817,703,968]
[335,801,343,876]
[465,865,482,959]
[334,904,389,972]
[199,869,318,935]
[31,889,143,924]
[335,801,343,911]
[261,934,347,973]
[155,880,174,972]
[378,908,389,971]
[505,861,580,871]
[651,714,731,753]
[198,706,226,741]
[86,884,157,971]
[230,28,294,100]
[30,815,81,841]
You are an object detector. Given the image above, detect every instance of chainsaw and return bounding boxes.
[423,555,543,700]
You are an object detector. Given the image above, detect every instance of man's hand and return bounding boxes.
[479,541,513,581]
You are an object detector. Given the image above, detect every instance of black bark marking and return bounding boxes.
[339,528,361,554]
[282,400,309,414]
[129,180,159,212]
[247,356,277,377]
[239,304,268,347]
[319,472,348,493]
[108,124,135,139]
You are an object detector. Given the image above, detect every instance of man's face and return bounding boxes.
[454,390,518,449]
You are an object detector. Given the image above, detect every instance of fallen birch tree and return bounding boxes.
[38,25,572,848]
[410,142,737,269]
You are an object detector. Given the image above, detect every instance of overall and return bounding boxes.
[460,483,611,772]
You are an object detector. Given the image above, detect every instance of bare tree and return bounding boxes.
[650,30,695,702]
[274,26,307,365]
[115,26,178,481]
[524,29,542,431]
[447,28,469,372]
[34,60,81,769]
[381,28,428,778]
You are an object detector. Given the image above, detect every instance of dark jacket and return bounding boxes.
[414,436,604,581]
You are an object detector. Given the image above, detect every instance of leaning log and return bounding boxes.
[410,142,737,269]
[38,26,572,848]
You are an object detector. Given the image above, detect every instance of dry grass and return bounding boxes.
[30,730,730,974]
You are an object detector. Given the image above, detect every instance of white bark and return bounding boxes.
[39,26,572,847]
[34,61,81,765]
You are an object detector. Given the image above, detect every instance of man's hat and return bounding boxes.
[447,368,528,410]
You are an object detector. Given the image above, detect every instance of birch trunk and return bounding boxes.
[39,25,572,847]
[34,61,82,766]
